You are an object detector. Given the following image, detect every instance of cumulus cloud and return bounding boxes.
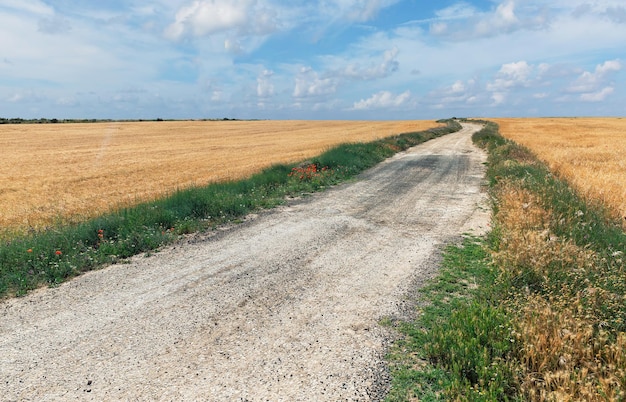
[165,0,278,41]
[487,61,533,92]
[567,59,622,93]
[165,1,248,39]
[352,90,412,110]
[289,48,400,103]
[293,67,338,98]
[580,87,614,102]
[491,92,506,105]
[474,0,519,36]
[438,79,480,103]
[429,55,623,111]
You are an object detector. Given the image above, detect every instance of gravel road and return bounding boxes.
[1,123,488,401]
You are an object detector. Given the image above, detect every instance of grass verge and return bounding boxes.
[385,236,520,401]
[386,120,626,401]
[0,120,461,298]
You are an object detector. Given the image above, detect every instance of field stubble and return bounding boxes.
[0,120,437,236]
[492,117,626,225]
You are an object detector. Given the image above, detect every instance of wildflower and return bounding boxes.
[55,250,62,256]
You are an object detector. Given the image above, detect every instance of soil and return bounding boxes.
[0,123,488,401]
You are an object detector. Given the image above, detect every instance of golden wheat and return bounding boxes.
[492,118,626,223]
[0,120,438,234]
[516,295,626,401]
[494,180,625,401]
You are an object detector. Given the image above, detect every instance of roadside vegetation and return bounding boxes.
[386,121,626,400]
[0,120,460,298]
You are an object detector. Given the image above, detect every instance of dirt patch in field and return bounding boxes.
[0,123,488,401]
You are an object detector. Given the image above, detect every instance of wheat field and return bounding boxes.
[492,118,626,223]
[1,120,438,234]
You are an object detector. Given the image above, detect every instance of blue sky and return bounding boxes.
[1,0,625,120]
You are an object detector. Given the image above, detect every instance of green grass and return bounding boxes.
[0,120,461,298]
[385,237,520,401]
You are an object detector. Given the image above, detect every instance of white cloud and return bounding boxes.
[597,59,622,75]
[491,92,506,105]
[450,80,467,94]
[165,1,248,40]
[165,0,279,41]
[352,90,411,110]
[428,78,480,105]
[495,0,518,26]
[499,60,532,81]
[475,0,520,36]
[293,67,338,98]
[487,61,533,92]
[567,59,622,93]
[580,87,614,102]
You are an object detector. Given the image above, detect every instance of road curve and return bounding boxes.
[1,123,488,401]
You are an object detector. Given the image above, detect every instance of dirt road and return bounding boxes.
[1,123,488,401]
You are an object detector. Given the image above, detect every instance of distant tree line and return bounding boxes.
[0,118,111,124]
[0,117,246,124]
